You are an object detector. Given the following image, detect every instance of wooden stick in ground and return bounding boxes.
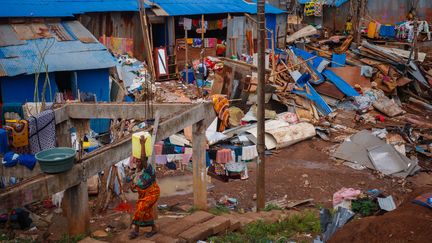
[185,28,189,84]
[271,30,276,76]
[270,56,317,77]
[148,110,160,167]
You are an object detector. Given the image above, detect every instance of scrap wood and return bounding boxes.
[270,55,318,77]
[286,198,314,208]
[305,45,359,66]
[327,66,372,89]
[335,35,354,54]
[286,25,317,44]
[408,97,432,112]
[379,46,426,63]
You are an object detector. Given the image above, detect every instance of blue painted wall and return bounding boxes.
[265,14,276,48]
[0,68,111,134]
[0,73,58,103]
[76,68,111,134]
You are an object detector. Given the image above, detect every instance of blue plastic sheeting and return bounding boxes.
[331,53,346,67]
[293,83,333,115]
[153,0,285,16]
[297,0,349,7]
[290,47,325,84]
[290,47,359,97]
[0,0,150,18]
[322,69,359,97]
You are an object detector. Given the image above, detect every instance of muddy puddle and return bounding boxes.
[158,175,194,197]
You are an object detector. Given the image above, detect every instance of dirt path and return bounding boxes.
[160,138,412,210]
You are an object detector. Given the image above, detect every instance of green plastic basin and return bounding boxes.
[35,147,76,174]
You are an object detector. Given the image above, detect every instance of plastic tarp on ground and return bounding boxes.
[246,120,316,150]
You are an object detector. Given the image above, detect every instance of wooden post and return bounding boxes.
[63,181,90,235]
[185,28,189,83]
[192,120,207,210]
[271,30,276,75]
[138,0,156,79]
[256,0,266,211]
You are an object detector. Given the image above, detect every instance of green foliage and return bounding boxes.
[352,199,379,217]
[209,210,320,243]
[264,203,282,212]
[209,205,230,215]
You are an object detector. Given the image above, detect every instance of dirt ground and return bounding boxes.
[160,138,415,210]
[330,186,432,243]
[43,136,431,242]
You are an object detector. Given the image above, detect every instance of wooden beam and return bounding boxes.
[0,103,216,210]
[65,103,196,120]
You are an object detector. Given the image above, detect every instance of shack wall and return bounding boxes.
[80,12,145,60]
[0,73,58,103]
[76,68,111,133]
[322,0,432,33]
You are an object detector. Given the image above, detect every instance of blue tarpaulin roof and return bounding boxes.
[0,21,116,77]
[297,0,349,7]
[149,0,285,16]
[0,0,150,18]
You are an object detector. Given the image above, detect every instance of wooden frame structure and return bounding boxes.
[0,102,215,235]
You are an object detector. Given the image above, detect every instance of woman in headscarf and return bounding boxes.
[129,136,160,239]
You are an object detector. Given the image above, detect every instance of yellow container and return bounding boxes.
[367,22,377,39]
[132,131,152,158]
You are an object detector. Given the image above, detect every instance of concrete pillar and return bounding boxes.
[192,120,207,210]
[63,181,90,235]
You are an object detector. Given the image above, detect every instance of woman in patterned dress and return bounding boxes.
[129,137,160,239]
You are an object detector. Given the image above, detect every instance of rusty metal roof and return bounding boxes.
[0,20,116,77]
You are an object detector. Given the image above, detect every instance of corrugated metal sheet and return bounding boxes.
[0,21,116,77]
[47,23,74,41]
[12,23,52,40]
[0,25,26,47]
[0,0,150,18]
[0,49,116,76]
[151,0,285,16]
[63,21,97,43]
